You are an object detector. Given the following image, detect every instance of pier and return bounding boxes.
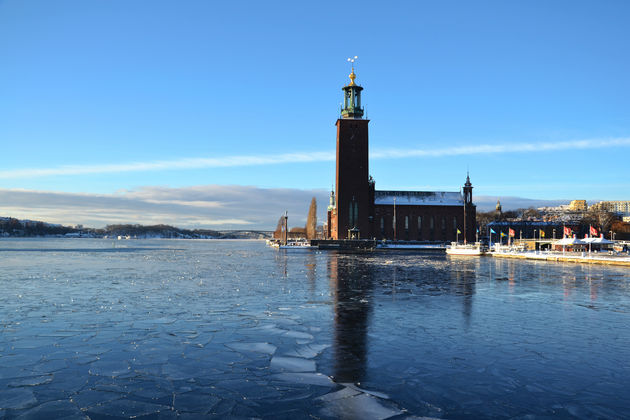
[491,250,630,267]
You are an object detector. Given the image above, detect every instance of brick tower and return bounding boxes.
[333,65,371,239]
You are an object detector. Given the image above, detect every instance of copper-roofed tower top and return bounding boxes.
[341,56,364,119]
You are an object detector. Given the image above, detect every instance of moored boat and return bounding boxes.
[446,242,488,256]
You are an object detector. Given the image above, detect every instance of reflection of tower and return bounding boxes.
[334,65,371,239]
[453,261,477,328]
[327,252,373,383]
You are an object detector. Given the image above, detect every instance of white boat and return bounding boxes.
[446,242,488,256]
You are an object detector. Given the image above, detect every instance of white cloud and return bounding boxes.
[371,137,630,158]
[0,186,330,230]
[0,137,628,180]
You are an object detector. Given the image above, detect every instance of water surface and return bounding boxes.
[1,238,629,419]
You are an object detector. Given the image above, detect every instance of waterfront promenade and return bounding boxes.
[491,249,630,267]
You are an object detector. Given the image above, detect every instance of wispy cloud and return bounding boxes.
[0,186,330,229]
[0,152,336,179]
[0,137,628,180]
[371,137,630,159]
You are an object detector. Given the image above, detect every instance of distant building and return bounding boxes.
[326,67,476,242]
[568,200,587,212]
[591,200,630,215]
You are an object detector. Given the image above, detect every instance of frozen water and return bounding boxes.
[270,356,316,372]
[284,343,331,359]
[283,330,314,340]
[87,360,130,377]
[12,400,85,419]
[8,375,53,387]
[319,392,402,420]
[1,238,630,418]
[271,372,335,387]
[0,389,37,410]
[85,398,170,418]
[225,342,277,355]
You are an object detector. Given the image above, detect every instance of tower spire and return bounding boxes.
[341,56,364,119]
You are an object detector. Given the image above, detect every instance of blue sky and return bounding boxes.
[1,0,629,228]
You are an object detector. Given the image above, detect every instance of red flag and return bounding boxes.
[509,228,515,237]
[563,226,572,237]
[590,226,598,236]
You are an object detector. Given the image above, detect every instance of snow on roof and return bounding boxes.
[374,190,464,206]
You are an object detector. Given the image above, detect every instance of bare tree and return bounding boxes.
[306,197,317,239]
[583,209,618,233]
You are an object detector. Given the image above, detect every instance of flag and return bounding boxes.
[457,229,461,234]
[500,232,506,237]
[509,228,515,237]
[590,226,598,236]
[540,230,545,238]
[563,226,572,237]
[490,228,496,234]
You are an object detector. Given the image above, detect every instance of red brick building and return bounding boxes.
[327,68,476,243]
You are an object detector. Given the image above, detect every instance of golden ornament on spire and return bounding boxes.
[348,69,356,86]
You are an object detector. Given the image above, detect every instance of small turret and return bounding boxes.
[328,190,336,211]
[463,173,473,206]
[496,199,502,213]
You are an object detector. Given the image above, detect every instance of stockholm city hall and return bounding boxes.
[326,65,477,242]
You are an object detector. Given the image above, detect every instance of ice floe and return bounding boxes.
[270,356,316,372]
[225,342,277,355]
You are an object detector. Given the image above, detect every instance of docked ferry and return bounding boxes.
[445,242,488,256]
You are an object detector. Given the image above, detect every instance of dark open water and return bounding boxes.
[1,238,629,419]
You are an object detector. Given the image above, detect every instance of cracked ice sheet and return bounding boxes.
[319,392,402,420]
[8,374,53,387]
[0,389,37,410]
[270,356,316,372]
[271,372,335,387]
[284,343,330,359]
[85,398,170,418]
[87,360,130,377]
[225,342,277,355]
[10,400,85,419]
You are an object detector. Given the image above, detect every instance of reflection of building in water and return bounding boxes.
[327,252,373,383]
[453,264,477,328]
[306,252,317,293]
